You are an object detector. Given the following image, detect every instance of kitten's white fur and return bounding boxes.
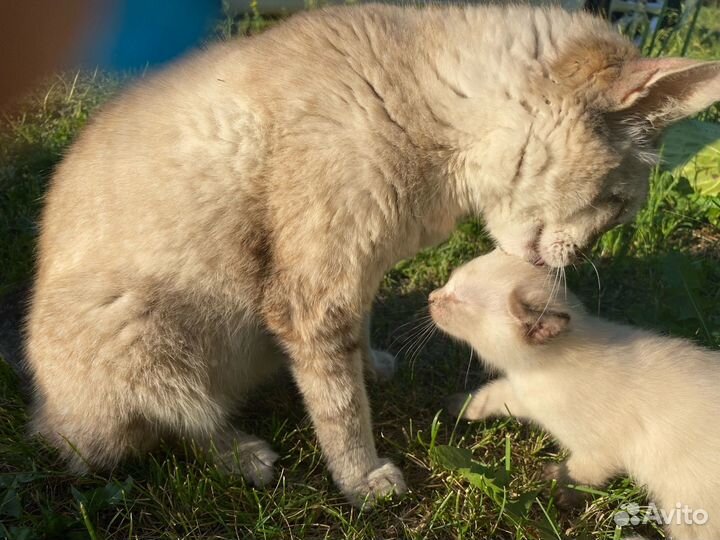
[431,250,720,540]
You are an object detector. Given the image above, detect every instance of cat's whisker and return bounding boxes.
[577,247,602,315]
[531,266,560,332]
[549,266,562,301]
[464,347,474,389]
[542,267,554,288]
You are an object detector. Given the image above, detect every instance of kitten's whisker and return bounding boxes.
[406,320,435,357]
[394,319,436,357]
[387,315,434,348]
[400,322,434,370]
[392,314,431,333]
[382,303,432,318]
[408,325,437,374]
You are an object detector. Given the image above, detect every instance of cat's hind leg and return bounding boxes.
[30,398,159,474]
[361,313,397,381]
[199,326,286,485]
[205,427,279,486]
[27,276,245,475]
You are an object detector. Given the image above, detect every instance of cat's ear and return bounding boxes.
[507,288,570,345]
[606,58,720,128]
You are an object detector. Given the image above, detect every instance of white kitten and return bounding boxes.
[430,250,720,540]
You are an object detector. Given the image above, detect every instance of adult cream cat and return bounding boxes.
[26,4,720,504]
[431,250,720,540]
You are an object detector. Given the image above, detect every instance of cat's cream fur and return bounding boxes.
[432,250,720,540]
[26,4,720,504]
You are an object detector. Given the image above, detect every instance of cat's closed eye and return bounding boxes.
[605,194,630,222]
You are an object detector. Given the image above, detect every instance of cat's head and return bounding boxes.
[429,250,574,362]
[479,36,720,268]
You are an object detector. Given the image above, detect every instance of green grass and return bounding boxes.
[1,6,719,540]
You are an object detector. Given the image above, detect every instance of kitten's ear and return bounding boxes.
[507,288,570,345]
[607,58,720,127]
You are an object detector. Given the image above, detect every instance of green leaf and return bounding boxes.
[429,445,474,470]
[71,477,133,516]
[0,473,46,489]
[661,253,714,344]
[661,119,720,196]
[0,486,21,518]
[0,526,36,540]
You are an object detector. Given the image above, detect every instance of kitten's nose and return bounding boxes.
[429,289,441,304]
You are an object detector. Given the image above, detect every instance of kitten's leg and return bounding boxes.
[264,297,406,506]
[447,378,527,420]
[544,454,616,508]
[546,454,615,486]
[361,312,396,381]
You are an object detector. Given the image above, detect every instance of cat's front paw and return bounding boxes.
[341,459,407,508]
[369,349,397,381]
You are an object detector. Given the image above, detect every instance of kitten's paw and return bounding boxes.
[543,462,589,509]
[543,462,572,483]
[216,435,279,487]
[342,459,407,508]
[369,349,397,381]
[551,484,588,509]
[447,391,492,420]
[446,392,475,419]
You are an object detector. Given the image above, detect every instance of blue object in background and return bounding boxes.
[79,0,220,70]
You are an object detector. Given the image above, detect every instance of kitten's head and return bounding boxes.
[480,31,720,268]
[429,250,574,361]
